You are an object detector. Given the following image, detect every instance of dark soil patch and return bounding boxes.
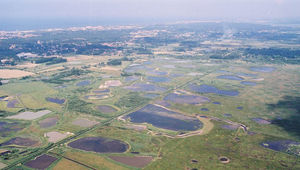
[191,159,198,163]
[109,156,152,168]
[126,104,202,131]
[46,97,65,104]
[217,75,244,81]
[189,84,239,96]
[39,117,58,128]
[68,137,128,153]
[1,137,38,147]
[164,93,210,105]
[25,154,57,169]
[97,105,117,114]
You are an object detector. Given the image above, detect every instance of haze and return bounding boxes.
[1,0,299,22]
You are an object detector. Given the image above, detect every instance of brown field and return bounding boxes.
[0,69,34,78]
[99,80,122,88]
[0,162,6,169]
[38,66,65,73]
[53,158,88,170]
[45,131,71,143]
[15,63,39,68]
[64,151,129,170]
[109,156,153,168]
[72,118,99,128]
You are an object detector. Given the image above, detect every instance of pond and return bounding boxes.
[68,137,128,153]
[25,154,57,169]
[39,117,58,128]
[97,105,117,114]
[0,137,38,147]
[76,80,91,86]
[125,104,202,131]
[240,81,257,86]
[261,140,300,156]
[189,84,239,96]
[124,83,166,92]
[250,66,275,73]
[163,93,210,105]
[147,76,170,83]
[217,75,244,81]
[46,97,65,104]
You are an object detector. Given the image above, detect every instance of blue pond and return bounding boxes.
[213,102,221,105]
[7,100,18,108]
[126,104,202,131]
[261,140,299,155]
[250,66,275,73]
[223,113,232,117]
[147,76,170,83]
[93,89,110,94]
[46,97,65,104]
[124,76,139,82]
[237,107,243,110]
[201,108,209,111]
[189,84,239,96]
[241,81,257,86]
[76,80,91,86]
[217,75,244,81]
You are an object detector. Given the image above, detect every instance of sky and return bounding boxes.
[0,0,299,26]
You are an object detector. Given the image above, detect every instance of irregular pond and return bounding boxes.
[124,76,139,82]
[147,76,170,83]
[93,89,110,94]
[261,140,300,156]
[84,95,109,100]
[241,81,257,86]
[213,102,221,105]
[201,108,209,111]
[25,154,57,169]
[46,97,65,104]
[217,75,244,81]
[163,93,210,105]
[124,83,166,92]
[68,137,129,153]
[252,118,271,124]
[7,100,18,108]
[221,125,239,130]
[223,113,232,117]
[0,121,24,137]
[125,104,202,131]
[0,137,38,147]
[250,66,275,73]
[76,80,91,86]
[97,105,117,114]
[147,70,168,76]
[189,84,239,96]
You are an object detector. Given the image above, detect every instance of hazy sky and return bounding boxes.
[1,0,299,21]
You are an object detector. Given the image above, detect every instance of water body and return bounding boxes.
[7,100,19,108]
[97,105,117,114]
[124,83,166,92]
[189,84,239,96]
[46,97,65,104]
[250,67,275,73]
[217,75,244,81]
[163,93,210,105]
[68,137,128,153]
[241,81,257,86]
[93,89,110,94]
[76,80,91,86]
[124,76,139,82]
[213,102,221,105]
[147,76,170,83]
[261,140,300,156]
[126,104,202,131]
[237,73,257,77]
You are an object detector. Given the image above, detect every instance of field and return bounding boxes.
[0,22,299,169]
